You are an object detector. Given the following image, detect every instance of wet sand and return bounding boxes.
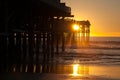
[1,73,119,80]
[1,64,120,80]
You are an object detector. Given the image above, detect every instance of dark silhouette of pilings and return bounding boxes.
[0,0,91,73]
[81,21,90,46]
[70,20,90,47]
[0,20,90,73]
[0,31,67,73]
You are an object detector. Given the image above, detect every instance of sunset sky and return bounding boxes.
[61,0,120,37]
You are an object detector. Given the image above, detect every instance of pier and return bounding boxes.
[0,0,90,73]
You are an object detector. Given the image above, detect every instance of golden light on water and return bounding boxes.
[73,24,80,31]
[72,63,89,76]
[73,64,79,76]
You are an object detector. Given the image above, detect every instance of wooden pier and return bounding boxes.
[0,0,90,73]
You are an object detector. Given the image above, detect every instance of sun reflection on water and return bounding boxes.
[73,64,79,76]
[72,62,89,76]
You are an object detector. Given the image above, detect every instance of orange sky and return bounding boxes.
[61,0,120,37]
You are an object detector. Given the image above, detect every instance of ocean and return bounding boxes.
[48,37,120,80]
[90,37,120,41]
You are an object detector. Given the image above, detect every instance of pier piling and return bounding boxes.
[0,0,90,73]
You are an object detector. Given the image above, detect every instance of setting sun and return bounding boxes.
[73,24,80,31]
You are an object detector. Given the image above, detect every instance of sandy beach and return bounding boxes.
[1,72,120,80]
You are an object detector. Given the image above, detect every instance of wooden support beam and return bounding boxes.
[62,32,65,52]
[7,32,16,72]
[15,32,22,72]
[27,31,34,72]
[35,33,41,73]
[47,32,50,62]
[51,32,55,60]
[56,32,59,54]
[21,32,27,72]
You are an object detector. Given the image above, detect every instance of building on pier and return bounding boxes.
[0,0,90,73]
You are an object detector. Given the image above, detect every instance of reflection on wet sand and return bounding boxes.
[73,64,79,76]
[32,62,120,79]
[1,62,120,80]
[37,63,89,76]
[72,64,89,76]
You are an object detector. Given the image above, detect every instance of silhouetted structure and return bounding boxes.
[0,0,90,73]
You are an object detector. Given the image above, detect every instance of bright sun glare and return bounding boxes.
[73,24,79,31]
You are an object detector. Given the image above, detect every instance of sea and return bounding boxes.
[2,37,120,80]
[52,37,120,80]
[90,37,120,41]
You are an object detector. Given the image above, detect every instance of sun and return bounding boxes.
[73,24,80,31]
